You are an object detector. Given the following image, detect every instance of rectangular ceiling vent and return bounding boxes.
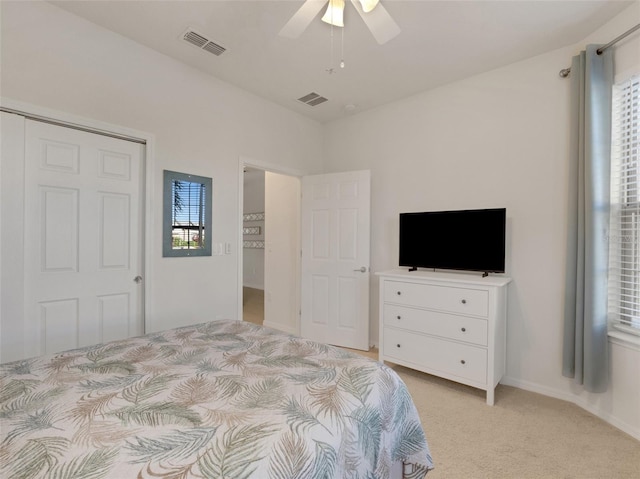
[181,28,226,57]
[297,92,328,107]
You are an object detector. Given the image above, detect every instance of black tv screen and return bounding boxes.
[399,208,506,273]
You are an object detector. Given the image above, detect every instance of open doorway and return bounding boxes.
[240,162,301,335]
[242,167,266,325]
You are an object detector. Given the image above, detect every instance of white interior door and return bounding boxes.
[22,119,144,357]
[301,170,370,350]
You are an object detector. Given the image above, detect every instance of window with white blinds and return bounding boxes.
[608,74,640,336]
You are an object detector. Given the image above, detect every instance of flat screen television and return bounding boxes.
[399,208,506,274]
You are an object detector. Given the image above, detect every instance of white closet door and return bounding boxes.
[22,120,144,357]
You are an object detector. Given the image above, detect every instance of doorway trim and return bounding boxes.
[237,156,307,331]
[0,97,157,332]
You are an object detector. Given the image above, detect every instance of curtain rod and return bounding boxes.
[559,22,640,78]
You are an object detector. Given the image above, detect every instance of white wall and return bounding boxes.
[242,169,265,290]
[0,1,323,335]
[264,172,301,335]
[0,112,26,362]
[323,1,640,439]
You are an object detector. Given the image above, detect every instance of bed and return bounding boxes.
[0,319,433,478]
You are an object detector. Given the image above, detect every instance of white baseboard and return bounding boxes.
[501,376,640,441]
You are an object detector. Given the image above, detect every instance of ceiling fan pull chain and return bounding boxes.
[340,25,345,69]
[327,23,336,74]
[331,24,334,69]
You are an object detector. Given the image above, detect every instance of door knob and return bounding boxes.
[353,266,367,273]
[134,275,143,284]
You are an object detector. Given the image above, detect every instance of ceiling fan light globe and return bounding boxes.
[359,0,379,13]
[321,0,345,27]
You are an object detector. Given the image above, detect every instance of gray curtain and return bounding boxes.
[563,45,613,393]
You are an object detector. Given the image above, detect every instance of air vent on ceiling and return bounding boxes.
[181,28,226,56]
[297,92,328,107]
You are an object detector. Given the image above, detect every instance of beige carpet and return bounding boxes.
[246,289,639,478]
[388,362,639,478]
[399,366,639,478]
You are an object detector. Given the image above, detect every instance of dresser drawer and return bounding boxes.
[384,280,489,317]
[383,327,488,384]
[383,304,488,346]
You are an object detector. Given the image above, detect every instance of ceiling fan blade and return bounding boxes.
[350,0,400,44]
[279,0,327,39]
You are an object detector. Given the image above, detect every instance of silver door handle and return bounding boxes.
[134,275,143,284]
[353,267,367,273]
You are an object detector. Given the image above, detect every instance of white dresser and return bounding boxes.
[377,269,511,405]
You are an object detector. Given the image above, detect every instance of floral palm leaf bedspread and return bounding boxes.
[0,320,433,478]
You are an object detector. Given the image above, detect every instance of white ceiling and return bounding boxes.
[51,0,633,123]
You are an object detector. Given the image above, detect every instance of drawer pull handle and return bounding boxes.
[397,291,402,296]
[461,299,467,304]
[397,315,401,320]
[460,359,466,365]
[396,344,401,348]
[461,327,466,332]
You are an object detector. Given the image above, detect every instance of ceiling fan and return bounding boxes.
[279,0,401,45]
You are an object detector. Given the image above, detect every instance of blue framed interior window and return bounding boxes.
[163,170,212,257]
